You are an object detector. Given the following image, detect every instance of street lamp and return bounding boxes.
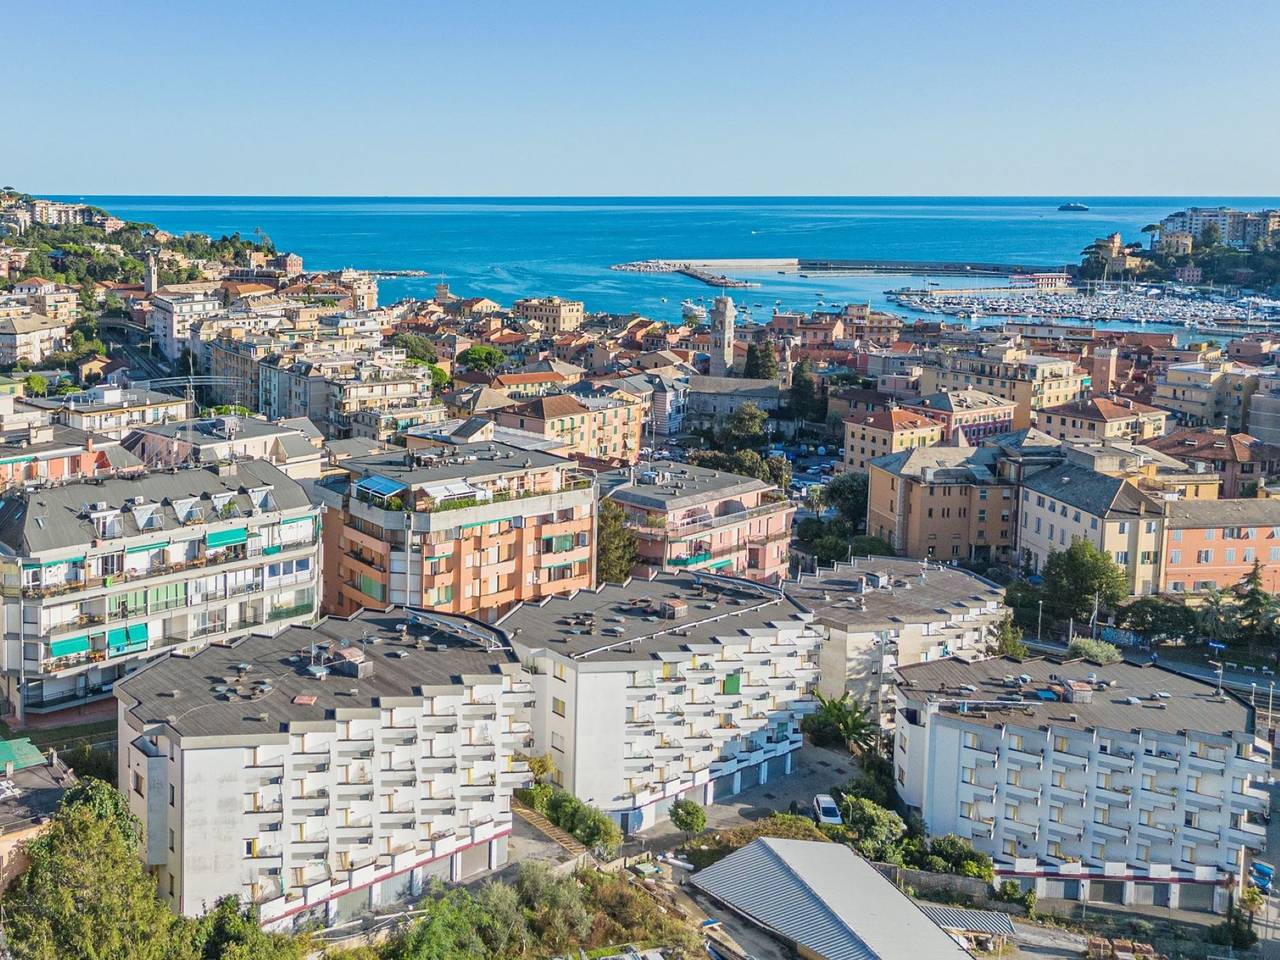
[1037,600,1044,643]
[1269,681,1275,731]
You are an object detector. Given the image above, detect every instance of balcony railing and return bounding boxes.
[268,601,315,623]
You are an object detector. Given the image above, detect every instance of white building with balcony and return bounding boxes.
[893,656,1270,913]
[501,571,821,834]
[115,608,533,929]
[0,461,319,716]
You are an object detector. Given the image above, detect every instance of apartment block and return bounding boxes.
[315,442,596,622]
[1148,428,1280,498]
[0,462,320,716]
[902,388,1018,444]
[868,446,1017,564]
[150,292,224,362]
[894,656,1270,913]
[123,416,323,479]
[1038,398,1168,444]
[602,460,794,583]
[116,608,533,927]
[841,409,943,474]
[502,572,821,833]
[1152,361,1263,433]
[787,558,1005,724]
[0,311,68,365]
[28,385,192,440]
[1159,500,1280,595]
[512,296,584,336]
[494,392,645,464]
[917,343,1090,429]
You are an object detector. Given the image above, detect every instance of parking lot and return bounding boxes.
[631,745,858,853]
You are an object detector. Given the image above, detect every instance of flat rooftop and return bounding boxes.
[0,760,75,837]
[497,571,810,662]
[895,655,1250,738]
[785,558,1005,629]
[600,460,772,512]
[335,442,573,490]
[116,608,517,741]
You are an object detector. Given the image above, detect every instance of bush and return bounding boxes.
[63,744,117,786]
[903,833,994,882]
[515,783,554,815]
[669,799,707,839]
[523,785,623,858]
[1066,637,1122,664]
[685,814,829,869]
[836,753,897,810]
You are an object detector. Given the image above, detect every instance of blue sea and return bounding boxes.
[51,196,1280,322]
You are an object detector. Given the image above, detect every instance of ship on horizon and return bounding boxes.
[1058,201,1089,212]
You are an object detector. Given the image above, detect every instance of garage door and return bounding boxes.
[1041,878,1071,900]
[459,841,490,879]
[1179,883,1216,913]
[741,762,763,790]
[375,870,414,909]
[1132,882,1171,907]
[1089,880,1125,905]
[712,774,736,803]
[767,756,786,782]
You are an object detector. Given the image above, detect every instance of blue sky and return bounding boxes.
[9,0,1278,196]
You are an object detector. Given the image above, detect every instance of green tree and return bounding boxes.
[848,535,894,557]
[789,359,822,421]
[473,880,531,957]
[457,344,505,373]
[743,342,779,380]
[190,896,307,960]
[821,471,869,529]
[992,615,1028,658]
[520,752,556,784]
[721,401,768,452]
[1118,597,1197,645]
[1237,561,1277,645]
[802,691,876,753]
[670,798,707,840]
[1066,637,1122,664]
[1198,223,1221,249]
[393,884,488,960]
[1197,588,1237,646]
[1040,539,1127,623]
[427,363,450,395]
[3,802,189,960]
[596,500,637,583]
[389,330,438,363]
[839,796,906,862]
[22,373,48,397]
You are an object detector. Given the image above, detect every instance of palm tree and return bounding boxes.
[812,692,878,754]
[1197,588,1237,646]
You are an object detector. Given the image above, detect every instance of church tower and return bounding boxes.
[144,249,160,295]
[709,295,736,377]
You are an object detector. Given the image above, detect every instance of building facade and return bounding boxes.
[894,656,1270,913]
[841,409,943,474]
[116,608,532,927]
[0,462,320,716]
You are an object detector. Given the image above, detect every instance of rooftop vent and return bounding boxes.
[292,695,317,706]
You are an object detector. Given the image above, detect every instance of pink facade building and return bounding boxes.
[603,461,794,584]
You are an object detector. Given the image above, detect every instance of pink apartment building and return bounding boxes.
[602,460,795,583]
[1159,499,1280,594]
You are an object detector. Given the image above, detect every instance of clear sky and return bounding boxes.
[9,0,1278,196]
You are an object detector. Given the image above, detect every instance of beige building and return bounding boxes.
[1152,361,1262,433]
[918,342,1090,429]
[868,446,1017,564]
[512,296,584,335]
[1038,397,1168,444]
[494,391,645,463]
[0,311,68,365]
[842,409,943,473]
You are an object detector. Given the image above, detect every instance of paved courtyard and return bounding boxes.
[630,744,858,853]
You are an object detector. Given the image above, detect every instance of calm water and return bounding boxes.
[53,196,1280,322]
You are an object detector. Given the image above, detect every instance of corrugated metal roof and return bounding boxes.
[691,838,971,960]
[916,904,1016,937]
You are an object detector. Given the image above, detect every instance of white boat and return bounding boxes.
[681,299,707,321]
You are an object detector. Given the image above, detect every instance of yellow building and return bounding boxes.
[1038,397,1168,443]
[841,408,943,473]
[917,342,1090,429]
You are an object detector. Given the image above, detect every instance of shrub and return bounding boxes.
[515,783,554,815]
[669,799,707,840]
[685,814,829,869]
[524,785,623,858]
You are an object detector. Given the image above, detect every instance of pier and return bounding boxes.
[610,256,1072,282]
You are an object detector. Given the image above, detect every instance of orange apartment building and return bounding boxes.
[601,460,795,583]
[494,392,645,464]
[316,441,596,622]
[1038,397,1169,444]
[1158,499,1280,595]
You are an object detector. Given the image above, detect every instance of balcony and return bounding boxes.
[268,601,315,623]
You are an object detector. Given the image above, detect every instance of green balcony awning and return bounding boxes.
[49,636,90,658]
[126,623,149,644]
[262,544,282,556]
[126,541,169,555]
[206,526,248,549]
[280,515,313,526]
[106,628,128,650]
[723,672,742,696]
[707,558,734,570]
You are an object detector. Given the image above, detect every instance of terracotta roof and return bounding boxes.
[506,394,588,420]
[1041,397,1165,422]
[845,409,941,432]
[1148,428,1280,464]
[492,372,565,387]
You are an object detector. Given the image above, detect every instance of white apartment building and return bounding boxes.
[0,310,68,365]
[116,608,533,929]
[151,292,224,362]
[502,572,821,834]
[0,461,320,716]
[786,558,1006,724]
[29,385,192,441]
[893,656,1270,913]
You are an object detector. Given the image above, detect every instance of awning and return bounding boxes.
[280,515,313,526]
[126,541,169,554]
[707,558,734,570]
[206,526,247,549]
[49,636,89,658]
[262,544,282,556]
[106,628,127,649]
[24,555,84,569]
[126,623,149,644]
[422,480,477,501]
[355,474,407,498]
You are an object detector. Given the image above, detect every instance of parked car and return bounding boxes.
[812,793,842,826]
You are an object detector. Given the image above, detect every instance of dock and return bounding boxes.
[610,256,1072,282]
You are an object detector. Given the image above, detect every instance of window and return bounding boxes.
[1197,550,1213,564]
[960,801,974,819]
[1053,735,1068,752]
[1003,839,1017,856]
[1049,805,1063,823]
[962,731,979,749]
[1172,529,1182,542]
[962,767,976,785]
[1139,808,1153,825]
[1170,550,1181,565]
[1117,522,1129,534]
[553,662,567,682]
[169,784,175,807]
[550,731,565,752]
[1095,806,1110,825]
[169,828,175,852]
[132,772,144,797]
[551,697,566,718]
[1114,551,1129,565]
[1051,770,1066,788]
